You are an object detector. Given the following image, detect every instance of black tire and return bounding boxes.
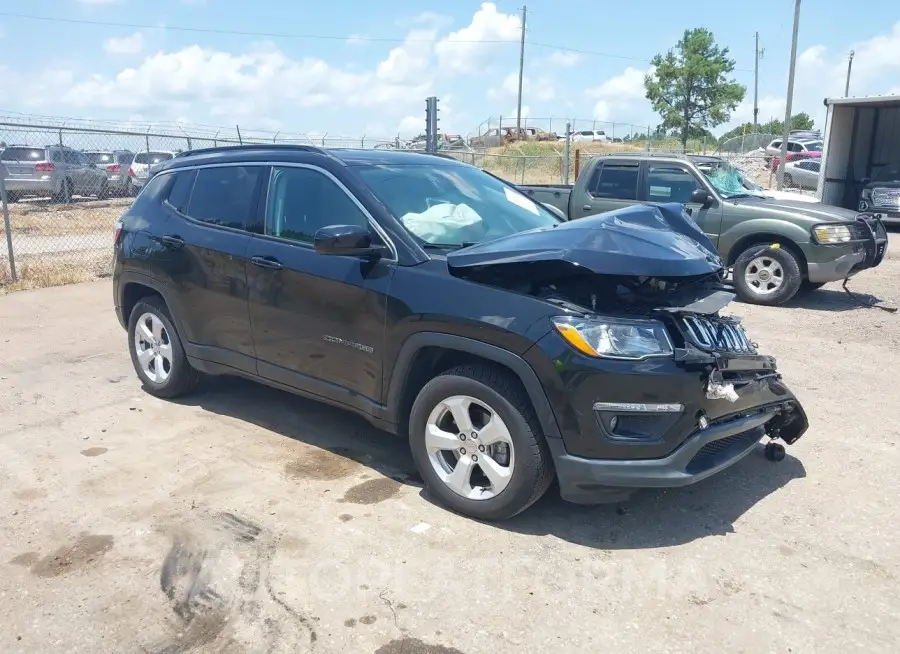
[801,280,826,292]
[53,178,73,204]
[408,363,555,521]
[733,244,803,306]
[124,178,133,198]
[783,173,793,187]
[97,179,109,200]
[127,296,201,398]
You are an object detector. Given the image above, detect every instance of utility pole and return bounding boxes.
[516,5,527,135]
[776,0,801,191]
[753,32,764,130]
[844,49,855,97]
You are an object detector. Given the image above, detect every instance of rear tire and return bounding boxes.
[783,173,794,188]
[53,178,73,204]
[733,244,802,306]
[97,179,109,200]
[128,296,201,398]
[408,363,555,521]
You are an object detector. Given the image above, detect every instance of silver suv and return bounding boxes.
[1,145,110,202]
[84,150,136,197]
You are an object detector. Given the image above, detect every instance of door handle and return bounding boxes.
[582,205,591,211]
[251,256,284,270]
[159,235,185,249]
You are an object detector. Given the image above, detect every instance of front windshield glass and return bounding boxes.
[874,165,900,183]
[699,160,756,198]
[355,163,560,247]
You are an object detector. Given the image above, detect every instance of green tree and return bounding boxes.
[645,28,746,149]
[717,113,816,144]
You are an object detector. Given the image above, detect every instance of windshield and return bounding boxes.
[874,165,900,183]
[354,164,560,247]
[134,152,173,165]
[699,160,756,198]
[86,152,114,164]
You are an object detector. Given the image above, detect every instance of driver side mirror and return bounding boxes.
[861,177,871,185]
[314,224,384,259]
[689,189,712,208]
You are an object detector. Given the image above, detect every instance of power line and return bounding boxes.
[0,10,754,72]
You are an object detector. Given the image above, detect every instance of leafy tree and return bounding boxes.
[718,113,816,144]
[645,28,746,148]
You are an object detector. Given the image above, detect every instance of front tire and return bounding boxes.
[783,173,794,187]
[408,364,555,521]
[733,244,802,306]
[128,296,201,398]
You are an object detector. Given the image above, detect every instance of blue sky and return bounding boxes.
[0,0,898,142]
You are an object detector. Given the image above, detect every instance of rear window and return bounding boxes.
[134,152,174,164]
[86,152,115,164]
[589,163,639,200]
[116,153,135,164]
[1,147,46,162]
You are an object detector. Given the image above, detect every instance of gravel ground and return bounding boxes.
[1,235,898,653]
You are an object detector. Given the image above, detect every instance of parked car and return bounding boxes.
[129,150,177,191]
[518,153,887,306]
[770,150,820,172]
[84,150,136,196]
[570,129,608,142]
[0,144,110,202]
[782,159,821,190]
[764,138,822,166]
[859,164,900,226]
[113,144,809,520]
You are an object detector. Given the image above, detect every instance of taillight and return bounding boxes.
[35,162,54,172]
[107,164,121,174]
[114,220,123,243]
[128,167,135,177]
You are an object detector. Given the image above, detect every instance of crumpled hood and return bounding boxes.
[447,203,723,278]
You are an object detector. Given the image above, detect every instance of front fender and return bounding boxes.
[719,218,812,263]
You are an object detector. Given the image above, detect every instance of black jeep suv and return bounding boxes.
[113,145,808,520]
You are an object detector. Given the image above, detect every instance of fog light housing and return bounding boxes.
[593,402,684,443]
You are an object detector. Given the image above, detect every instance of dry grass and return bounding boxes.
[0,250,112,295]
[1,199,130,237]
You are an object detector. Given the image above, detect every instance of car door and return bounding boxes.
[572,159,640,219]
[798,160,820,189]
[75,150,104,195]
[246,163,395,411]
[61,149,86,191]
[644,162,724,245]
[152,163,267,374]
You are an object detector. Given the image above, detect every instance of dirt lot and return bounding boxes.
[1,238,899,653]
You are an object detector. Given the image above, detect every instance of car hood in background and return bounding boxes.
[447,203,723,279]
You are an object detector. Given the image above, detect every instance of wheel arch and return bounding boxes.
[386,333,562,442]
[117,272,187,335]
[728,232,808,277]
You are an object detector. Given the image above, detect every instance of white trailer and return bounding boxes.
[817,95,900,214]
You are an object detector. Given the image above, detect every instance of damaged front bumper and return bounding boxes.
[531,312,809,505]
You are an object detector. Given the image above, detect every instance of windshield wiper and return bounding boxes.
[421,241,479,250]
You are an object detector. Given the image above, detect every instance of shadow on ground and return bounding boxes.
[172,375,807,550]
[782,287,897,313]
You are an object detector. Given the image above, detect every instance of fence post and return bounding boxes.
[395,135,400,149]
[236,125,243,145]
[322,132,328,146]
[273,131,280,144]
[213,129,220,148]
[563,122,571,184]
[499,116,503,133]
[646,125,651,152]
[0,169,16,283]
[574,148,581,179]
[186,136,193,150]
[612,122,616,140]
[145,126,151,152]
[58,128,64,148]
[361,134,366,149]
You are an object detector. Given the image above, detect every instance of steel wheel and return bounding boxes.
[133,312,174,383]
[425,394,515,500]
[744,255,784,296]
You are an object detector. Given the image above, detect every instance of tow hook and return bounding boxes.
[764,441,786,462]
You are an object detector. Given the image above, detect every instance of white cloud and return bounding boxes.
[435,2,520,74]
[376,29,435,84]
[103,33,145,55]
[506,106,530,119]
[488,71,555,102]
[547,51,580,68]
[798,45,826,67]
[586,66,649,123]
[397,115,424,135]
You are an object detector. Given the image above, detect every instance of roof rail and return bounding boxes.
[174,143,332,159]
[594,151,689,159]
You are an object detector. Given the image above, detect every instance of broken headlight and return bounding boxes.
[552,316,674,360]
[812,224,852,244]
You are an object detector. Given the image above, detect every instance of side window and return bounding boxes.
[589,163,639,200]
[648,165,700,203]
[770,140,782,150]
[51,151,61,163]
[167,169,196,214]
[185,165,263,232]
[266,166,369,244]
[62,150,80,165]
[789,142,802,152]
[809,161,820,172]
